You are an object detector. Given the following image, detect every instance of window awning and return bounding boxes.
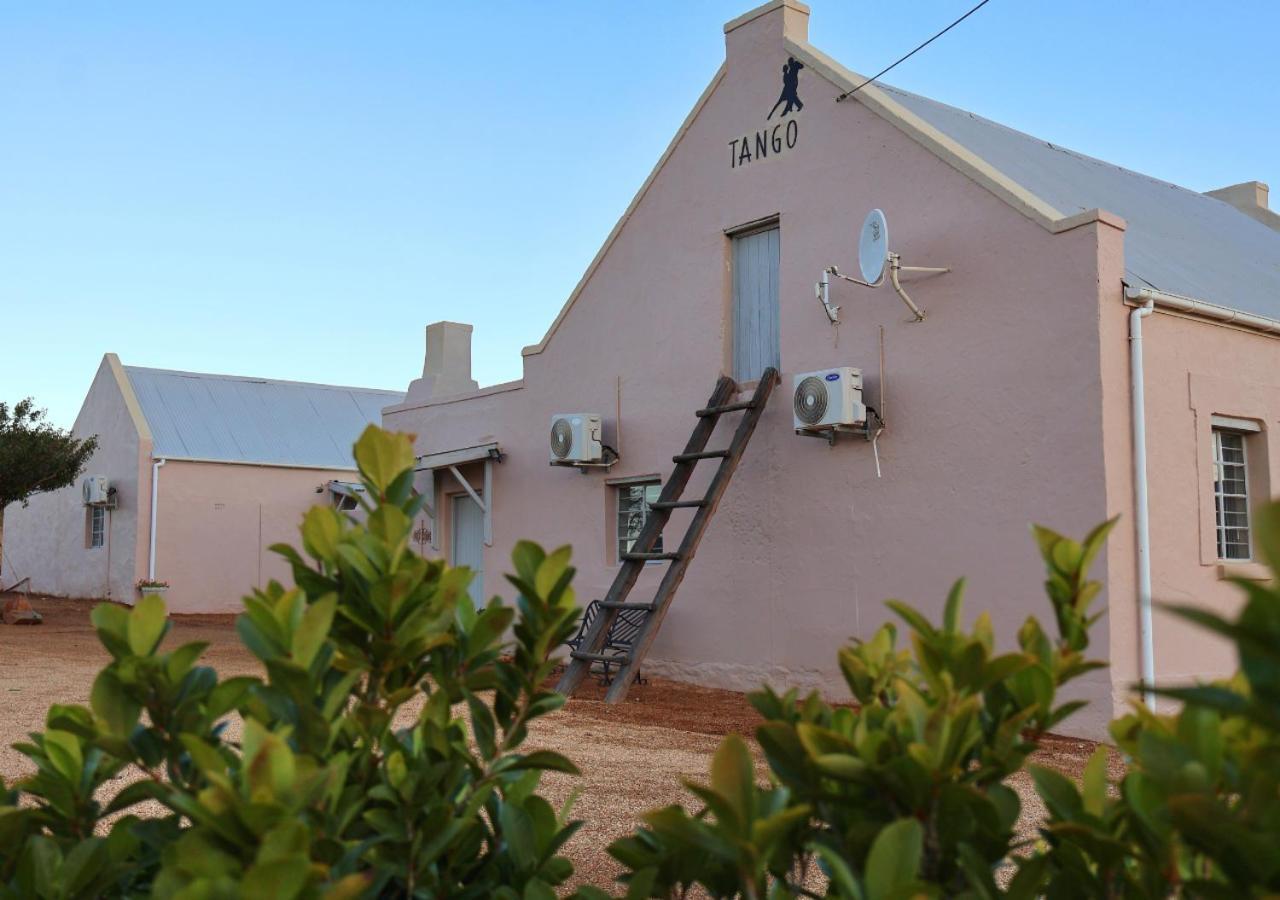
[327,480,365,498]
[414,442,502,470]
[413,442,502,549]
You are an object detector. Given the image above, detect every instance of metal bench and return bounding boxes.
[564,600,648,687]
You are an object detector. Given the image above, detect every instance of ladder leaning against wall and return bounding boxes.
[556,367,779,704]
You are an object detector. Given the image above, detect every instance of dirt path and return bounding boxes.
[0,595,1112,891]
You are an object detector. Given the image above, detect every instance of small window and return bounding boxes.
[87,506,106,549]
[1213,428,1251,560]
[616,482,663,559]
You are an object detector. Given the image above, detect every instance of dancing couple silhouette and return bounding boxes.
[768,57,804,120]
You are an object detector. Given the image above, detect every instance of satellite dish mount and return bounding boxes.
[816,208,949,324]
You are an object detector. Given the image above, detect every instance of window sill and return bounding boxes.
[1217,562,1272,582]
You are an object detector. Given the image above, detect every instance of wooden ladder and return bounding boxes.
[556,367,779,703]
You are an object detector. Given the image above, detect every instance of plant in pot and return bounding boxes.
[134,578,169,599]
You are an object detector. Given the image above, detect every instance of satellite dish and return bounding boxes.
[857,208,889,285]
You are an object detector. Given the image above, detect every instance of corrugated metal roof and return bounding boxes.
[124,366,404,468]
[879,84,1280,320]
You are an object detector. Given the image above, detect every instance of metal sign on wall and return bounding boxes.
[729,57,803,169]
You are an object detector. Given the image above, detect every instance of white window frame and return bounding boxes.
[1212,427,1251,561]
[615,480,663,560]
[88,506,106,550]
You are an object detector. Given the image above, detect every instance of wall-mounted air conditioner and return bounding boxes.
[82,475,111,506]
[792,368,867,431]
[549,413,603,463]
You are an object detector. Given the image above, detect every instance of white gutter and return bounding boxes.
[1124,285,1280,335]
[1128,299,1157,711]
[148,458,166,580]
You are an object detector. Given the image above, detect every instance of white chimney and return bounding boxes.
[405,321,479,403]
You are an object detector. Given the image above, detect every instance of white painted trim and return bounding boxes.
[106,353,153,443]
[1211,415,1263,433]
[155,456,358,472]
[445,463,493,548]
[1125,285,1280,339]
[605,472,664,486]
[415,442,502,470]
[723,0,809,34]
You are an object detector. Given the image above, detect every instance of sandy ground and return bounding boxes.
[0,595,1115,891]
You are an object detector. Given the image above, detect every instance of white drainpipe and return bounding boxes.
[148,458,166,580]
[1128,299,1156,710]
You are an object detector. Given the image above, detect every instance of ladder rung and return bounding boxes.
[673,450,730,463]
[621,551,682,562]
[571,650,630,664]
[649,499,705,510]
[599,601,654,611]
[696,401,757,418]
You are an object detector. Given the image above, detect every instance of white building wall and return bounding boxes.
[3,355,146,602]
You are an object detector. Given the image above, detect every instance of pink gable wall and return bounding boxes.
[386,3,1118,736]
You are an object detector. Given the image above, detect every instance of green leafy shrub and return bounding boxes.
[6,422,1280,899]
[0,426,585,899]
[1034,504,1280,898]
[606,520,1115,898]
[608,509,1280,899]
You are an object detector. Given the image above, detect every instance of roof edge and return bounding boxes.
[1124,283,1280,338]
[785,37,1087,234]
[121,363,404,398]
[382,378,524,415]
[521,63,728,359]
[153,456,359,472]
[107,353,153,443]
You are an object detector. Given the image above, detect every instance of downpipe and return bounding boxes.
[1129,299,1156,710]
[148,458,166,581]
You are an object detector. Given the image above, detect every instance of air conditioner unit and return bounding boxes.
[793,367,867,430]
[549,413,603,463]
[82,475,110,506]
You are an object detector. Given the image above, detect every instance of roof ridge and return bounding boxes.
[121,364,404,397]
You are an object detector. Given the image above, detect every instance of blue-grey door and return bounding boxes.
[732,226,780,382]
[451,493,485,605]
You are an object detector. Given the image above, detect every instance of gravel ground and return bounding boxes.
[0,595,1118,892]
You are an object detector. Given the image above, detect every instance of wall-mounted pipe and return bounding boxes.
[148,458,166,581]
[1128,299,1156,710]
[815,267,840,323]
[888,255,928,322]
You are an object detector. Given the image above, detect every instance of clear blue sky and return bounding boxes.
[3,1,1277,428]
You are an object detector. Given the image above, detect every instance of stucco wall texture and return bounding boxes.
[385,4,1132,737]
[3,357,147,602]
[153,461,356,614]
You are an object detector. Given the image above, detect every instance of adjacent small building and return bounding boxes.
[384,0,1280,738]
[2,354,402,613]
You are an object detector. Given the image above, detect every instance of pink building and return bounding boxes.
[2,354,403,613]
[384,0,1280,738]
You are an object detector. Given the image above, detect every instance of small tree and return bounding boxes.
[0,399,98,576]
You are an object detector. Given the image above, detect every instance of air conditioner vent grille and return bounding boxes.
[550,418,574,459]
[793,376,828,425]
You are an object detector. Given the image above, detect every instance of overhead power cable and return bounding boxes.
[835,0,994,102]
